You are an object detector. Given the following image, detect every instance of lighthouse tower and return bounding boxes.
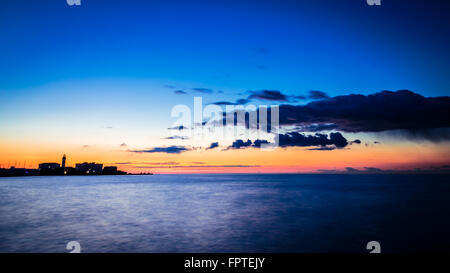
[62,154,66,169]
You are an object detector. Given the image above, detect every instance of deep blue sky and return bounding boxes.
[1,0,449,97]
[0,0,450,173]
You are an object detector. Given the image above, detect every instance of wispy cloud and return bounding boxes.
[174,90,188,95]
[192,87,213,94]
[114,161,180,166]
[213,89,328,105]
[317,165,450,174]
[164,135,189,140]
[132,164,261,169]
[210,98,251,105]
[129,146,190,154]
[168,125,188,130]
[308,146,338,151]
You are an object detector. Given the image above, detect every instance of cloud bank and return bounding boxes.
[276,90,450,133]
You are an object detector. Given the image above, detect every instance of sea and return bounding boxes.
[0,174,449,253]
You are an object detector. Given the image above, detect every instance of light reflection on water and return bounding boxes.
[0,174,449,253]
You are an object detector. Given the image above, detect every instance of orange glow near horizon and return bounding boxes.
[1,138,449,174]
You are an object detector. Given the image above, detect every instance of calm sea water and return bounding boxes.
[0,174,449,253]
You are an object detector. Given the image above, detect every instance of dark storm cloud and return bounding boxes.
[308,90,329,100]
[212,89,308,105]
[129,146,190,154]
[248,90,289,101]
[226,139,269,149]
[206,142,219,150]
[229,139,253,149]
[296,123,338,132]
[252,139,270,148]
[236,98,251,104]
[278,132,348,148]
[276,90,450,134]
[231,90,329,104]
[226,132,349,150]
[293,95,307,100]
[210,88,331,109]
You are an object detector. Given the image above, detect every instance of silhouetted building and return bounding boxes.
[101,166,126,175]
[0,167,38,177]
[38,163,63,175]
[64,167,75,175]
[2,157,128,176]
[103,166,118,175]
[62,154,66,169]
[39,163,60,170]
[75,162,103,175]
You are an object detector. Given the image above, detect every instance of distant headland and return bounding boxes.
[0,154,153,177]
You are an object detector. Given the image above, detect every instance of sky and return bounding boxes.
[0,0,449,173]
